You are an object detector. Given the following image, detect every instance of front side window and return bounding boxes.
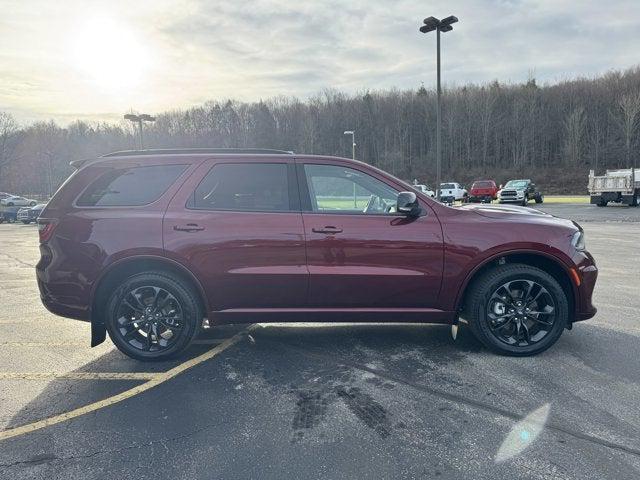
[304,164,398,215]
[189,163,290,211]
[76,164,186,207]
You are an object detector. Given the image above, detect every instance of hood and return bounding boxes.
[455,203,580,231]
[456,203,549,218]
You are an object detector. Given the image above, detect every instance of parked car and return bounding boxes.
[17,203,46,224]
[412,183,435,197]
[0,205,21,223]
[468,180,499,203]
[37,148,597,361]
[588,168,640,206]
[498,179,543,206]
[439,182,467,203]
[0,195,37,207]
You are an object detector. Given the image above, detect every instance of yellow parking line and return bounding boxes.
[0,326,254,442]
[0,372,159,381]
[0,342,86,346]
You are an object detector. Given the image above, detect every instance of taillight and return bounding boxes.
[37,219,58,243]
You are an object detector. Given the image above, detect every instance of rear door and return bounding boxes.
[298,159,443,308]
[164,157,308,312]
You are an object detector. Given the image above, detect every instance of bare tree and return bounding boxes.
[618,91,640,168]
[564,106,586,166]
[0,112,19,181]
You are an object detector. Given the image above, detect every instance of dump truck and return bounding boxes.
[588,168,640,207]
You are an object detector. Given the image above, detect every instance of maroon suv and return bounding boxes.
[37,149,597,360]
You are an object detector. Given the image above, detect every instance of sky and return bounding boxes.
[1,0,639,124]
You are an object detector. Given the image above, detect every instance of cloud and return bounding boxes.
[1,0,639,123]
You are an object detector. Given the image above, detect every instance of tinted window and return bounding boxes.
[304,164,398,214]
[440,183,456,189]
[76,164,186,207]
[504,180,528,188]
[473,181,493,188]
[190,163,290,211]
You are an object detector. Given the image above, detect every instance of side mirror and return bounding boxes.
[499,184,503,189]
[397,191,420,217]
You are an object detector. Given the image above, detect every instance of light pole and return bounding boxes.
[344,130,356,160]
[344,130,357,207]
[419,15,458,201]
[124,113,156,150]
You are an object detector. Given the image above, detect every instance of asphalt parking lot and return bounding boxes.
[1,203,640,479]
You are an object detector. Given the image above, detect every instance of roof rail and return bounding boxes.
[100,148,294,157]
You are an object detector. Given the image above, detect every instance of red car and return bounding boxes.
[37,149,597,360]
[468,180,499,203]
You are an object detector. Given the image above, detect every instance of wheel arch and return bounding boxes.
[456,250,578,321]
[90,255,208,346]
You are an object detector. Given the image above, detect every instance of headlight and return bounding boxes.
[571,231,585,250]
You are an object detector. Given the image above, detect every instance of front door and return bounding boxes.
[299,161,443,308]
[164,158,308,314]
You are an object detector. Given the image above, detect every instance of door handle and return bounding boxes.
[312,226,343,234]
[173,224,205,232]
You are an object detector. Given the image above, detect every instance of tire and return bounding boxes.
[521,198,527,206]
[535,194,543,204]
[21,220,29,224]
[464,263,568,356]
[7,202,13,206]
[105,272,202,361]
[29,201,36,207]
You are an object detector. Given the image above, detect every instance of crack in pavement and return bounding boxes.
[0,251,36,269]
[0,421,223,468]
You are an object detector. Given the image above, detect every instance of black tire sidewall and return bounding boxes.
[469,266,568,356]
[105,273,201,361]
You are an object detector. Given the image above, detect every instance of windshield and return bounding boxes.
[473,181,493,188]
[504,180,528,189]
[440,183,456,189]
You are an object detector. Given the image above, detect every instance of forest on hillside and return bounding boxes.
[1,67,640,196]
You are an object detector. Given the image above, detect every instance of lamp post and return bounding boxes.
[343,130,356,160]
[419,15,458,201]
[344,130,357,207]
[124,113,156,150]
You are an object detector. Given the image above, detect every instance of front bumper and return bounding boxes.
[469,195,494,203]
[572,251,598,322]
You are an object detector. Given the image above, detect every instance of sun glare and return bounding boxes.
[71,16,150,90]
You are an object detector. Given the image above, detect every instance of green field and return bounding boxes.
[316,195,590,210]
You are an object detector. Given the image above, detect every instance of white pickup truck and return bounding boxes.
[439,182,468,203]
[588,169,640,207]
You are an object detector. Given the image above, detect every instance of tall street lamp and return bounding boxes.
[344,130,357,207]
[419,15,458,201]
[344,130,356,160]
[124,113,156,150]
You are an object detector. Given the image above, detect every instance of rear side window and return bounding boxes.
[76,165,187,207]
[189,163,291,212]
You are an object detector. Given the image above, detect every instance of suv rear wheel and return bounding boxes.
[465,264,568,356]
[105,272,201,361]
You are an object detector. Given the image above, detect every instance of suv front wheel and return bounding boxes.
[105,272,201,361]
[465,264,568,356]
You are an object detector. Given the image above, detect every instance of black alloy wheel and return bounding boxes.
[105,272,201,361]
[465,263,568,356]
[486,279,556,347]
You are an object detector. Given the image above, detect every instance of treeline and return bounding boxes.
[2,67,640,196]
